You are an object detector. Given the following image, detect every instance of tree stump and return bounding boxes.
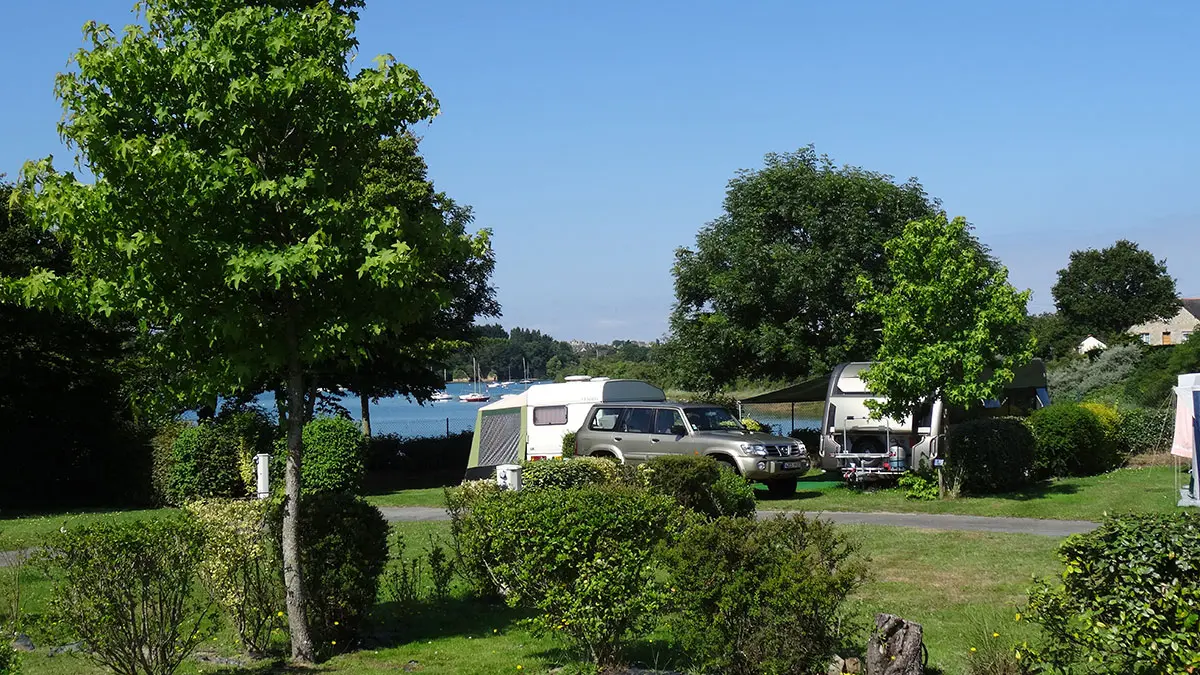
[866,613,924,675]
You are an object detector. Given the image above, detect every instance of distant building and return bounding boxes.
[1077,335,1108,354]
[1127,298,1200,346]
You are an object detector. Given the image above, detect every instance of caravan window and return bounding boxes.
[589,407,624,431]
[533,406,568,426]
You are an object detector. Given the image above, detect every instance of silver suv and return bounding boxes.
[575,402,810,496]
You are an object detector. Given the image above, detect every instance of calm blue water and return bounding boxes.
[205,382,820,440]
[230,381,547,438]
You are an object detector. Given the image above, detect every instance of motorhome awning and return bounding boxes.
[739,375,832,404]
[739,359,1048,404]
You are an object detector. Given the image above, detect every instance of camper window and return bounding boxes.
[621,408,655,434]
[589,407,624,431]
[533,405,568,426]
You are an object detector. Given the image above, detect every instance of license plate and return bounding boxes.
[782,462,805,470]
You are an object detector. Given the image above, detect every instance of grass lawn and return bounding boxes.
[6,518,1063,675]
[0,507,176,551]
[362,462,1193,521]
[757,463,1190,521]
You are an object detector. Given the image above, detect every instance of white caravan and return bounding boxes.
[818,360,1049,480]
[464,378,666,480]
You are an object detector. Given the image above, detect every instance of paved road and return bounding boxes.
[378,506,1098,537]
[0,508,1096,567]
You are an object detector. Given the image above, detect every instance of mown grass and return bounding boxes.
[0,507,176,551]
[759,463,1190,521]
[364,463,1192,520]
[4,519,1063,674]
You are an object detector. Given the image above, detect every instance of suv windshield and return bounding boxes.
[684,407,744,431]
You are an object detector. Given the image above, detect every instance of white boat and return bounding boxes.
[459,357,489,402]
[431,392,452,402]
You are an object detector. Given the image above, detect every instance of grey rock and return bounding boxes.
[828,654,846,675]
[193,652,247,667]
[49,642,85,657]
[11,633,34,652]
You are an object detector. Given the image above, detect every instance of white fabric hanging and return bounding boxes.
[1173,381,1198,459]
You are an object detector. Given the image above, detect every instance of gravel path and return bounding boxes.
[378,506,1098,537]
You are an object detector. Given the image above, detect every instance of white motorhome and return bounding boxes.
[818,360,1050,480]
[464,378,666,480]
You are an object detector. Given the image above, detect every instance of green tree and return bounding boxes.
[668,147,940,392]
[1051,239,1179,339]
[4,0,486,662]
[857,215,1034,420]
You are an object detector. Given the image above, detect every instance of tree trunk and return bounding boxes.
[275,384,288,427]
[282,355,314,663]
[866,613,924,675]
[360,392,372,437]
[304,381,318,423]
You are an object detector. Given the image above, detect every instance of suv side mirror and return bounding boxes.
[671,424,688,436]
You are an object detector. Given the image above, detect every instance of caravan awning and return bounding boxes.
[739,375,832,404]
[738,359,1048,404]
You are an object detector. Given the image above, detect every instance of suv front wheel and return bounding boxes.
[765,477,797,498]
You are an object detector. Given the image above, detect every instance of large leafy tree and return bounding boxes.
[857,215,1034,420]
[1051,239,1180,339]
[5,0,488,661]
[668,147,940,392]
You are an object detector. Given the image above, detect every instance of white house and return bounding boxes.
[1128,298,1200,346]
[1077,335,1108,354]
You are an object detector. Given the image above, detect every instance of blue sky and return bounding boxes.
[3,1,1199,343]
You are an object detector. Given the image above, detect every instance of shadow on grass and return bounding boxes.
[986,480,1080,502]
[365,596,533,648]
[525,635,691,674]
[362,469,463,496]
[211,661,333,675]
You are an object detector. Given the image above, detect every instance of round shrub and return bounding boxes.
[642,455,755,518]
[1025,403,1114,478]
[452,485,682,666]
[945,417,1036,494]
[276,492,388,658]
[1024,512,1200,671]
[168,422,245,503]
[661,514,867,675]
[561,430,577,458]
[1114,406,1173,455]
[1079,402,1121,457]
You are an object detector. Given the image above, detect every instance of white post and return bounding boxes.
[255,453,271,499]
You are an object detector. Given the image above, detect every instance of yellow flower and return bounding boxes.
[1014,612,1021,622]
[334,621,340,626]
[1015,651,1022,660]
[993,632,1000,638]
[277,611,285,617]
[517,666,523,671]
[331,640,337,646]
[970,647,977,653]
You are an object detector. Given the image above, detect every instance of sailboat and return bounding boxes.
[430,368,452,401]
[518,356,533,384]
[460,357,489,402]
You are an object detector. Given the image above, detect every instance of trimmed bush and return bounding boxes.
[661,514,867,675]
[445,479,506,598]
[1115,406,1173,455]
[1024,512,1200,672]
[168,422,245,503]
[275,416,367,495]
[561,430,577,458]
[1079,401,1121,458]
[280,492,388,658]
[149,420,190,505]
[214,407,277,494]
[520,456,640,491]
[38,518,214,675]
[450,486,682,666]
[642,455,755,518]
[186,499,283,656]
[945,417,1036,494]
[0,640,18,675]
[301,417,366,495]
[366,431,472,472]
[1025,403,1115,478]
[789,426,821,459]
